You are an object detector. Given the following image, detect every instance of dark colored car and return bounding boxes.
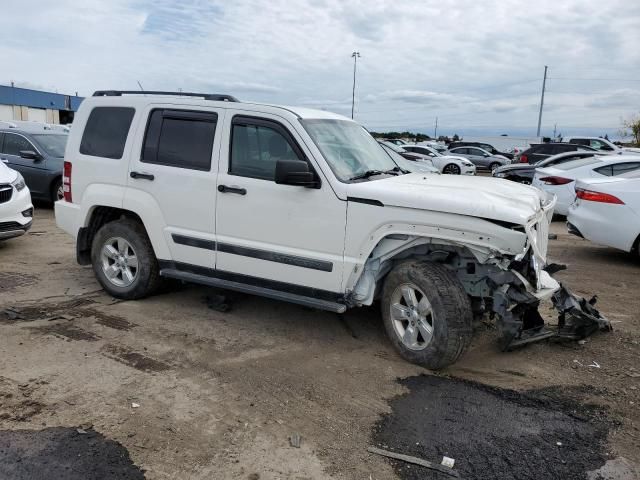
[514,143,595,164]
[492,151,597,184]
[0,128,68,202]
[447,141,514,159]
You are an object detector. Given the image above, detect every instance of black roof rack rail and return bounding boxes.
[92,90,239,102]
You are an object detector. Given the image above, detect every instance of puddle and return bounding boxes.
[372,375,613,480]
[102,345,170,373]
[0,427,145,479]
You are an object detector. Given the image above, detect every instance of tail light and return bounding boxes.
[539,176,573,186]
[63,161,72,202]
[576,188,624,204]
[519,154,528,163]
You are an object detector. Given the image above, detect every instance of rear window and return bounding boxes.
[555,157,602,170]
[80,107,135,159]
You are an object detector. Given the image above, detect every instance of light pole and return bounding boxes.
[536,65,548,137]
[351,51,360,119]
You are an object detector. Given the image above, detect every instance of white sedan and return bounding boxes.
[567,171,640,254]
[0,162,33,240]
[532,154,640,215]
[402,145,476,175]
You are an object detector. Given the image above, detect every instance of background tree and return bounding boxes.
[620,114,640,146]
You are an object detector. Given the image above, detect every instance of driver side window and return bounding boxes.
[230,117,303,181]
[3,133,35,156]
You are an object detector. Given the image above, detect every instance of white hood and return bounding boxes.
[0,162,18,183]
[347,173,548,225]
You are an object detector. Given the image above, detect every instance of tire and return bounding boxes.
[380,261,473,369]
[443,163,461,175]
[51,178,63,203]
[91,218,161,300]
[489,162,501,172]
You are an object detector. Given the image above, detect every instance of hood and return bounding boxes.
[494,163,534,173]
[347,173,548,225]
[0,162,18,183]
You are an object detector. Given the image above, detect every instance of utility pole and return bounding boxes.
[434,117,438,139]
[351,52,361,119]
[137,80,145,91]
[536,65,548,137]
[553,123,557,139]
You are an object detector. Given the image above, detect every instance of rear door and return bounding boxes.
[0,132,48,198]
[125,105,224,269]
[466,147,490,167]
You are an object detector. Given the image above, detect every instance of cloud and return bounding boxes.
[1,0,638,137]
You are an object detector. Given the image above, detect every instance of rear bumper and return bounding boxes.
[54,200,82,239]
[567,201,636,252]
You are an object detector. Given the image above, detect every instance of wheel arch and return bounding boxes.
[77,205,165,265]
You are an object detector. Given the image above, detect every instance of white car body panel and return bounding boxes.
[532,155,640,215]
[402,145,476,175]
[568,176,640,252]
[0,162,33,239]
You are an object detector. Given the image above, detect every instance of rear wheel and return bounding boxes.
[490,162,501,172]
[91,218,161,299]
[51,178,63,203]
[443,163,461,175]
[381,261,473,369]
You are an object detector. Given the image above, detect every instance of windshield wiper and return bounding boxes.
[349,167,403,181]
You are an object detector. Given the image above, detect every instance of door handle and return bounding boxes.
[218,185,247,195]
[130,171,155,181]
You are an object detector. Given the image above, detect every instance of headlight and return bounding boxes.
[11,173,26,191]
[494,172,506,178]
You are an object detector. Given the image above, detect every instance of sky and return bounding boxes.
[1,0,639,138]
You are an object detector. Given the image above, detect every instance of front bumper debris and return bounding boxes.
[491,268,611,351]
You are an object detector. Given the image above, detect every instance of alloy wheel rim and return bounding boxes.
[444,164,460,174]
[390,283,435,351]
[100,237,139,287]
[56,185,64,200]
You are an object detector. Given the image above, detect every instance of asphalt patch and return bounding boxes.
[372,375,613,480]
[0,427,145,479]
[0,272,38,292]
[30,323,100,342]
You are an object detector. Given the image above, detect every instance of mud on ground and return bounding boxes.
[0,209,638,479]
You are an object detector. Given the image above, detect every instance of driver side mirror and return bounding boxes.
[20,150,42,161]
[275,160,319,188]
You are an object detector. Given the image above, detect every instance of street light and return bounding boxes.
[351,51,361,119]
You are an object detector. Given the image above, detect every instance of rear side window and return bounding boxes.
[612,162,640,175]
[556,157,601,170]
[142,109,217,171]
[80,107,135,159]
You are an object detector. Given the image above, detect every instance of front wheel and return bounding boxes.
[91,218,161,300]
[381,261,473,369]
[490,162,501,172]
[443,163,461,175]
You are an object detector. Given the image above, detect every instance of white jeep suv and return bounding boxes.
[55,91,609,368]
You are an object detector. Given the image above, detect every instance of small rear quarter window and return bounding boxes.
[80,107,135,159]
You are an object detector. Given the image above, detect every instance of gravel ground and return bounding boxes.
[0,208,638,479]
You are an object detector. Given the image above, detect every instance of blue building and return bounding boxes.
[0,84,84,125]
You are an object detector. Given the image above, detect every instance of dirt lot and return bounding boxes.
[0,208,638,479]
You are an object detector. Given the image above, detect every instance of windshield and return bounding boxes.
[32,134,68,157]
[301,119,398,181]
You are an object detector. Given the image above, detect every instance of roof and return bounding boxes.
[86,91,351,122]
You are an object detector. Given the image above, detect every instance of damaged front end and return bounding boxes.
[490,200,612,350]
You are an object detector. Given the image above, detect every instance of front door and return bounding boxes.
[1,132,48,198]
[125,105,224,269]
[215,112,346,294]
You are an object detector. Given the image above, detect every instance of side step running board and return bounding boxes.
[160,268,347,314]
